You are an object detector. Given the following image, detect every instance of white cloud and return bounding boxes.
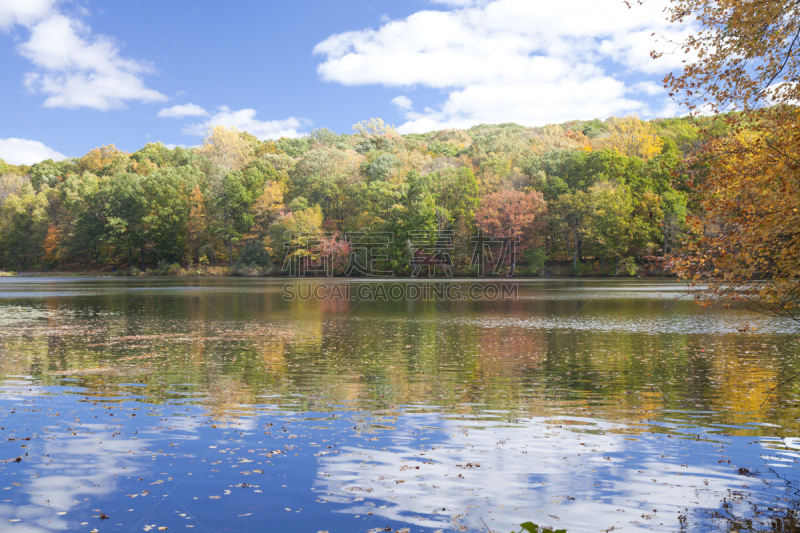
[157,103,209,119]
[316,413,755,532]
[0,0,55,30]
[183,106,303,140]
[391,95,413,111]
[314,0,696,131]
[163,143,198,150]
[431,0,489,6]
[0,138,66,165]
[3,2,166,110]
[763,82,800,107]
[399,79,647,132]
[630,80,666,96]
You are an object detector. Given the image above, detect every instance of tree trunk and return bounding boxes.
[510,229,516,275]
[573,227,579,271]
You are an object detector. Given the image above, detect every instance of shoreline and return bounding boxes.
[1,270,677,279]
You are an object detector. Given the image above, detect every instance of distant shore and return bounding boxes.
[0,268,675,279]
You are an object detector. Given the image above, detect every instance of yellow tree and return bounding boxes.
[0,174,27,206]
[78,144,128,175]
[655,0,800,113]
[536,124,592,153]
[673,109,800,317]
[198,125,253,171]
[352,118,398,137]
[653,0,800,319]
[187,186,210,264]
[41,224,61,264]
[598,115,664,160]
[477,156,512,195]
[248,181,284,241]
[269,205,324,269]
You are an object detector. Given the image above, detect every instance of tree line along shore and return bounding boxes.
[0,115,723,277]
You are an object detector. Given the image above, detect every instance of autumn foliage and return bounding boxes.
[600,115,664,160]
[475,189,547,243]
[673,107,800,317]
[0,114,693,276]
[652,0,800,318]
[657,0,800,113]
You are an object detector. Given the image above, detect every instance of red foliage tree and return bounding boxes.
[474,189,547,271]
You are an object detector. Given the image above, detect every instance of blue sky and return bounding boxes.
[0,0,691,165]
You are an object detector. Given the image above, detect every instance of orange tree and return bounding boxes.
[655,0,800,113]
[654,0,800,319]
[673,107,800,318]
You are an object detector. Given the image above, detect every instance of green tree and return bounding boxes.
[550,191,590,271]
[289,147,357,223]
[383,170,437,274]
[429,166,480,226]
[140,166,203,264]
[0,184,51,269]
[104,173,149,269]
[583,181,661,275]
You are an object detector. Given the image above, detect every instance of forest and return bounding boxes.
[0,0,798,325]
[0,114,720,277]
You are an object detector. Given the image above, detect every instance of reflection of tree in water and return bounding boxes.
[474,326,546,373]
[204,377,257,424]
[678,460,800,532]
[2,301,800,432]
[686,498,800,532]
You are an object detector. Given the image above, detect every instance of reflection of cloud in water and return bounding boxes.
[314,414,775,532]
[0,424,153,531]
[0,382,158,531]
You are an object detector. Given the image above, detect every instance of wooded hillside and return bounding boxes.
[0,114,721,276]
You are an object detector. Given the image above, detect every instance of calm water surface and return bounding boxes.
[1,277,800,533]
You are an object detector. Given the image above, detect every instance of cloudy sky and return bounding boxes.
[0,0,690,165]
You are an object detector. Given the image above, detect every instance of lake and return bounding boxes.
[1,277,799,532]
